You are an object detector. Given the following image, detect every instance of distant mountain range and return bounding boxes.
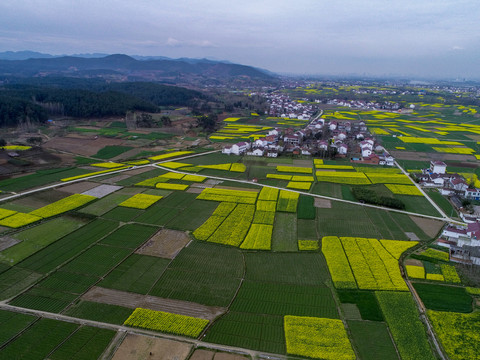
[0,52,276,84]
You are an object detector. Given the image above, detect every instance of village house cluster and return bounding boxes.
[263,92,317,120]
[222,117,395,166]
[323,99,401,111]
[415,161,472,201]
[418,161,480,265]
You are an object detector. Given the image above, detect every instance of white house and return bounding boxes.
[266,150,278,157]
[247,148,264,157]
[318,141,328,151]
[336,132,347,141]
[442,225,468,239]
[362,148,372,157]
[430,161,447,174]
[254,138,268,147]
[230,142,250,155]
[360,140,373,151]
[329,121,337,131]
[338,144,348,155]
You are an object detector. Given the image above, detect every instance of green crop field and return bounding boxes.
[337,290,384,321]
[230,280,338,318]
[426,189,458,218]
[348,320,399,360]
[78,192,132,216]
[244,252,329,285]
[18,219,119,274]
[412,283,473,313]
[101,206,143,222]
[394,194,440,217]
[297,194,316,219]
[203,312,285,354]
[64,301,132,325]
[0,267,42,300]
[99,254,170,294]
[272,213,297,251]
[94,145,133,159]
[99,223,158,249]
[0,167,90,192]
[0,216,86,265]
[134,204,183,225]
[48,326,116,360]
[297,218,318,240]
[60,244,132,277]
[317,202,382,238]
[376,291,436,360]
[149,241,244,307]
[165,200,218,231]
[0,318,78,359]
[0,310,38,347]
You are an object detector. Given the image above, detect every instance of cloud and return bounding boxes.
[165,37,216,48]
[166,37,181,47]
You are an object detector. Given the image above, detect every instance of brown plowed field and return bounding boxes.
[136,229,191,259]
[43,136,126,156]
[82,287,226,321]
[409,215,444,238]
[112,334,192,360]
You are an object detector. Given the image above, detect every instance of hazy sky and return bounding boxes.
[1,0,479,78]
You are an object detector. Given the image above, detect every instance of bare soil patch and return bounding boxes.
[444,162,478,168]
[190,350,215,360]
[405,258,423,267]
[0,236,20,251]
[187,187,204,194]
[405,232,420,241]
[214,353,249,360]
[293,159,313,167]
[82,184,123,198]
[205,179,223,186]
[314,198,332,208]
[112,334,192,360]
[136,229,190,259]
[43,136,126,156]
[82,287,226,321]
[57,181,99,194]
[111,148,144,162]
[409,215,444,238]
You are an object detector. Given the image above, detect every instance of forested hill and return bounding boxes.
[0,54,276,83]
[0,81,205,126]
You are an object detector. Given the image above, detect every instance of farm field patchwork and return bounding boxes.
[322,236,416,290]
[376,291,436,360]
[428,310,480,360]
[284,316,355,360]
